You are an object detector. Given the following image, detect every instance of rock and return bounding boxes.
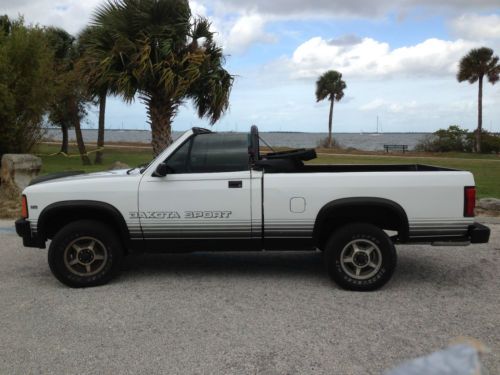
[0,154,42,196]
[108,161,130,170]
[384,343,488,375]
[476,198,500,211]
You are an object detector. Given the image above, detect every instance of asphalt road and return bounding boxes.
[0,219,499,375]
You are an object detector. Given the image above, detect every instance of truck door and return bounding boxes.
[138,133,255,244]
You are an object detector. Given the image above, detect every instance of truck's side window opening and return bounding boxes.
[165,133,249,174]
[165,139,192,173]
[190,134,249,172]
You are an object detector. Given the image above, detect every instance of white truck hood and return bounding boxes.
[29,168,140,186]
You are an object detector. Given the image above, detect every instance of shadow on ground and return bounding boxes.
[117,247,495,290]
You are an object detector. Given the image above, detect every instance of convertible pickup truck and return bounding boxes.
[16,126,490,290]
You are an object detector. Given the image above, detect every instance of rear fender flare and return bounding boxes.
[313,197,410,246]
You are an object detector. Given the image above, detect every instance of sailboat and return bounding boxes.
[365,116,382,136]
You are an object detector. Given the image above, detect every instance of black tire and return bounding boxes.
[48,220,124,288]
[324,223,397,291]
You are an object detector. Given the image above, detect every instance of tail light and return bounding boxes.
[21,195,28,218]
[464,186,476,217]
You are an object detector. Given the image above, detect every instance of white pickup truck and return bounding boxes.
[16,126,490,290]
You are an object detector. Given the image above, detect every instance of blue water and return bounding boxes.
[44,128,430,151]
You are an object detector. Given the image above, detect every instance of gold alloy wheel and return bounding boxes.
[339,239,383,280]
[63,236,108,277]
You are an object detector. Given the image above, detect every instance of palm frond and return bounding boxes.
[457,47,499,84]
[79,0,232,129]
[315,70,346,103]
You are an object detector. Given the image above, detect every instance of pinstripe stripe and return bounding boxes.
[128,218,472,240]
[408,219,470,238]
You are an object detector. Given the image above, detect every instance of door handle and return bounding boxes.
[228,180,242,188]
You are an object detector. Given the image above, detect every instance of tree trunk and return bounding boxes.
[327,99,334,148]
[476,75,483,153]
[94,93,106,164]
[147,94,174,157]
[71,100,91,165]
[60,124,69,154]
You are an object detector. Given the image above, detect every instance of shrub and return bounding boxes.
[317,136,343,149]
[471,131,500,154]
[415,125,473,152]
[0,17,54,157]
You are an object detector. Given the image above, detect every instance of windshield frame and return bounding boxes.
[141,129,195,176]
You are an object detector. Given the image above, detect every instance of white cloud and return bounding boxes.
[225,14,275,53]
[360,98,419,113]
[213,0,499,18]
[189,0,208,17]
[451,14,500,41]
[288,36,475,79]
[1,0,103,34]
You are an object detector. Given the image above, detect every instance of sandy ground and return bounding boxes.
[0,219,499,375]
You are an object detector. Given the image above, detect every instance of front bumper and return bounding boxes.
[15,219,45,248]
[468,222,490,244]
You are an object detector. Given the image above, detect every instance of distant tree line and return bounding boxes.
[415,125,500,153]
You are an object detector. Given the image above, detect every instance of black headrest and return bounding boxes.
[249,125,260,161]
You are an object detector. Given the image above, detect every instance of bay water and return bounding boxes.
[44,128,430,151]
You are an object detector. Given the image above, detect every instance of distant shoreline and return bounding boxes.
[42,127,434,135]
[42,128,436,151]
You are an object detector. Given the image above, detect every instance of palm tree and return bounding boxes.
[46,27,92,164]
[78,27,112,164]
[457,47,500,153]
[315,70,346,148]
[45,27,75,154]
[86,0,234,156]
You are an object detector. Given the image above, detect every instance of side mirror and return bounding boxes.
[153,162,170,177]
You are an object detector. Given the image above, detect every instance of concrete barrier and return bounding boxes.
[477,198,500,212]
[0,154,42,196]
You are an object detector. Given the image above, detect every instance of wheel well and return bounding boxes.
[313,198,409,249]
[38,201,130,248]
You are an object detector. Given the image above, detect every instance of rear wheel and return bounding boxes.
[324,223,397,291]
[48,220,123,288]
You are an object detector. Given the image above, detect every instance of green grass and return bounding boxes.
[33,144,153,174]
[33,144,500,199]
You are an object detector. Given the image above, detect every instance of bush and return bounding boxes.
[471,131,500,154]
[317,136,343,149]
[0,17,54,157]
[415,125,473,152]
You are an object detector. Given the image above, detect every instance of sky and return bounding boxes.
[3,0,500,133]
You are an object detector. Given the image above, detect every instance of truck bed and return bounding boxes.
[297,164,457,173]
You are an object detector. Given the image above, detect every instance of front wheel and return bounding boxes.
[48,220,124,288]
[324,223,397,291]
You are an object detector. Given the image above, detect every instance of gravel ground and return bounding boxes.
[0,219,499,375]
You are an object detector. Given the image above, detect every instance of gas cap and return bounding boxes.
[290,197,306,213]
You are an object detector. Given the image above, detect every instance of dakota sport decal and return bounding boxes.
[130,211,232,219]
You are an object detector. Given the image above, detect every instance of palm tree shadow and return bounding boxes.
[122,251,327,282]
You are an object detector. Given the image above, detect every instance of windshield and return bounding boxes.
[139,129,196,174]
[125,130,195,175]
